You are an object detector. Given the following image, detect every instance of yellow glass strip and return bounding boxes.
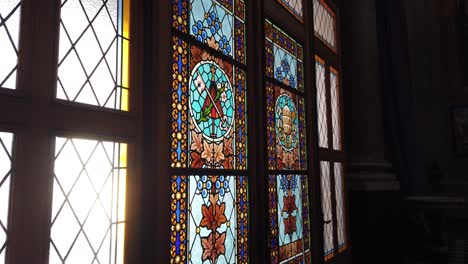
[122,39,129,88]
[116,223,126,264]
[119,143,128,167]
[121,89,129,111]
[123,0,131,39]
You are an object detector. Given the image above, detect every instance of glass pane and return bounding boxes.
[315,56,328,148]
[313,0,336,50]
[173,0,246,63]
[320,161,334,259]
[57,0,130,110]
[266,82,307,170]
[330,68,342,151]
[265,20,304,92]
[268,174,311,263]
[51,137,127,263]
[0,132,13,261]
[171,37,247,170]
[170,175,248,263]
[0,0,21,89]
[276,0,303,20]
[334,163,346,251]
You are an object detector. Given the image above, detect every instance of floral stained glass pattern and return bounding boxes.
[50,137,127,264]
[0,132,13,262]
[268,175,310,264]
[0,0,21,89]
[173,0,245,63]
[171,38,247,170]
[57,0,130,110]
[313,0,336,51]
[265,20,303,92]
[171,175,248,264]
[266,83,306,171]
[276,0,303,21]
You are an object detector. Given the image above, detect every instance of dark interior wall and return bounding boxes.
[402,0,468,186]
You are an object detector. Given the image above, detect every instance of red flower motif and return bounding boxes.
[191,152,204,168]
[201,232,227,263]
[200,194,228,231]
[282,194,297,215]
[283,215,297,236]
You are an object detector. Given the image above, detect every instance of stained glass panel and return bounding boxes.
[170,175,248,264]
[315,56,328,149]
[171,37,247,170]
[0,0,21,90]
[320,161,334,259]
[57,0,130,110]
[173,0,246,63]
[265,20,304,92]
[276,0,303,20]
[330,68,341,151]
[0,132,13,262]
[268,174,310,264]
[313,0,336,51]
[334,163,346,251]
[50,137,127,264]
[266,83,307,171]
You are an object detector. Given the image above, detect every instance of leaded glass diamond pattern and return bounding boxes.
[0,132,13,262]
[313,0,336,50]
[273,45,298,90]
[277,0,303,20]
[320,161,334,257]
[334,163,346,249]
[51,137,127,264]
[316,59,328,148]
[330,69,341,150]
[0,1,21,90]
[57,0,129,110]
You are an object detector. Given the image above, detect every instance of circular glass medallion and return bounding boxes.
[189,61,234,142]
[275,93,299,151]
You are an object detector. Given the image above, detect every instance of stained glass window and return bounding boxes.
[313,0,336,51]
[265,20,304,92]
[171,1,248,263]
[170,175,248,264]
[334,163,346,251]
[276,0,303,21]
[265,20,310,264]
[315,56,328,149]
[268,175,311,263]
[330,67,341,151]
[57,0,130,110]
[0,132,13,262]
[320,161,334,260]
[0,0,21,90]
[50,137,127,264]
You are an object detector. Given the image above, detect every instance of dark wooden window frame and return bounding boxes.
[314,0,351,263]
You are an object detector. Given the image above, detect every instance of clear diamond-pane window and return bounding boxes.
[313,0,336,50]
[0,0,21,89]
[57,0,130,111]
[316,57,328,148]
[277,0,303,20]
[50,137,127,264]
[0,132,13,262]
[334,162,346,250]
[320,161,334,259]
[330,68,341,150]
